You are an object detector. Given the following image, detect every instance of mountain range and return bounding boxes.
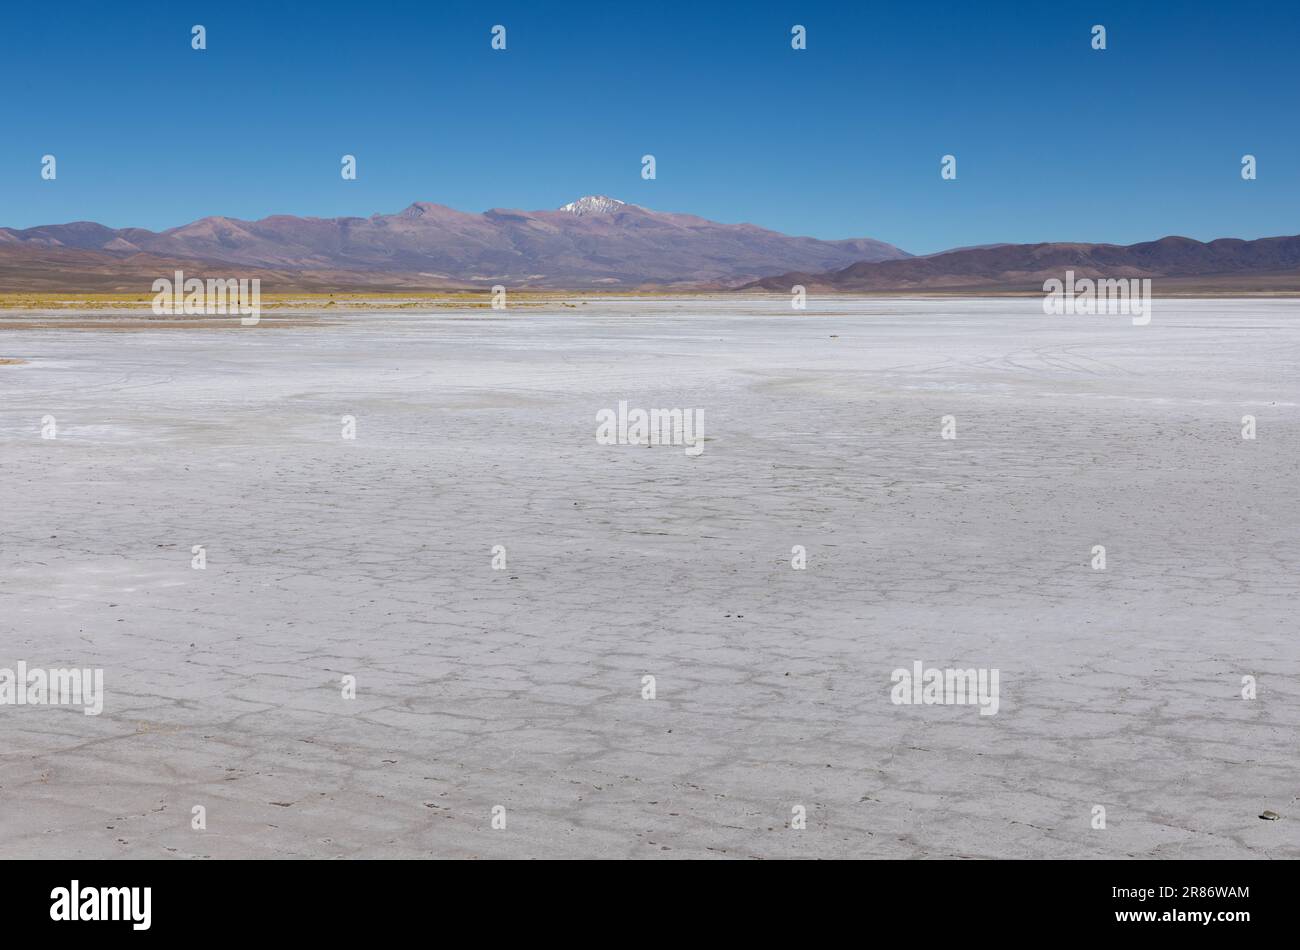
[0,196,908,292]
[4,198,1299,295]
[742,235,1300,294]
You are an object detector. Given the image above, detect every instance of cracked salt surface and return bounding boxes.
[0,297,1297,858]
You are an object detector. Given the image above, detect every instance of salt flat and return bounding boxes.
[1,296,1297,859]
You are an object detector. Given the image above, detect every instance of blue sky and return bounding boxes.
[1,0,1296,254]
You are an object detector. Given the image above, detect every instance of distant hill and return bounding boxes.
[741,235,1300,294]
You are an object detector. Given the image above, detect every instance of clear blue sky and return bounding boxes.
[2,0,1296,254]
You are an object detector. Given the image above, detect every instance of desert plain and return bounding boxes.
[0,296,1297,858]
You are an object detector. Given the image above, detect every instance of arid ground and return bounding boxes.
[1,297,1297,858]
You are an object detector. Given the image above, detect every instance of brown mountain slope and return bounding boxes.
[742,235,1300,293]
[0,245,468,294]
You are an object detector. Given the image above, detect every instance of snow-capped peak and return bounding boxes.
[558,195,627,216]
